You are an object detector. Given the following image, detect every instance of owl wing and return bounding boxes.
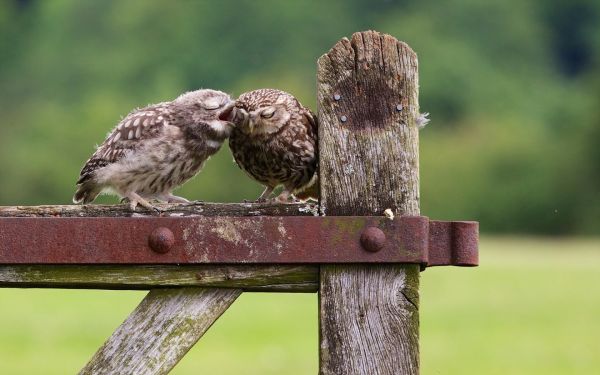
[296,108,319,200]
[302,108,318,138]
[77,105,171,184]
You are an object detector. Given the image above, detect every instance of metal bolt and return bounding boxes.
[340,115,348,122]
[396,104,403,112]
[334,94,341,101]
[360,227,386,252]
[148,227,175,254]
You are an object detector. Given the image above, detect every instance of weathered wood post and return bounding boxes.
[0,30,480,374]
[318,31,421,374]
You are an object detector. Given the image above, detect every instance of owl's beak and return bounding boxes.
[217,102,236,123]
[230,107,251,130]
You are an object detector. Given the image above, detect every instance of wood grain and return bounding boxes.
[79,287,241,375]
[318,30,421,375]
[0,265,318,292]
[0,202,318,371]
[318,31,420,217]
[0,201,318,217]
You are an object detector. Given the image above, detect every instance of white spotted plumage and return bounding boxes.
[74,89,236,211]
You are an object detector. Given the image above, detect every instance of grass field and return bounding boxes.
[0,237,598,374]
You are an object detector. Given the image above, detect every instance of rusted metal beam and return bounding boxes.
[0,215,478,267]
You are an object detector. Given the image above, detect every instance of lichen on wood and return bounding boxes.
[79,287,241,375]
[318,30,421,375]
[0,201,318,217]
[0,265,319,292]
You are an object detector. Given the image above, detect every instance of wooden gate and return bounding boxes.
[0,31,478,375]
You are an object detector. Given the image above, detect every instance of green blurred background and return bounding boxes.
[0,0,599,374]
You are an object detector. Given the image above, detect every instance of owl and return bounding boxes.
[73,89,235,211]
[229,88,318,202]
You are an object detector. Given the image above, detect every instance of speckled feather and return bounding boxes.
[74,89,234,206]
[229,89,318,201]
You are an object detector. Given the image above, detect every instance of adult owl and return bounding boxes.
[73,89,235,211]
[229,88,318,202]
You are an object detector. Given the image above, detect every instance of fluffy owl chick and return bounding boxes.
[229,88,318,203]
[74,89,235,211]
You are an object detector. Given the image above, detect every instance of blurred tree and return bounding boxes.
[0,0,598,234]
[540,0,598,77]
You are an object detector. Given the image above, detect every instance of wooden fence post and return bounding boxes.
[318,31,421,374]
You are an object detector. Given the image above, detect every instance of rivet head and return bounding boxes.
[340,115,348,122]
[360,227,386,252]
[396,104,403,112]
[334,94,341,101]
[149,227,175,254]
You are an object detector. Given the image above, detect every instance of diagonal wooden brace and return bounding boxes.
[79,287,241,375]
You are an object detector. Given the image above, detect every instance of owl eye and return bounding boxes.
[261,107,276,119]
[203,99,221,110]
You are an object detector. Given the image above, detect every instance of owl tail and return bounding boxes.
[73,182,101,204]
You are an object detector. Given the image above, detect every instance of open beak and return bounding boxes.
[227,106,252,131]
[217,102,236,123]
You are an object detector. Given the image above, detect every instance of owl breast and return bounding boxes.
[229,122,316,192]
[97,136,209,198]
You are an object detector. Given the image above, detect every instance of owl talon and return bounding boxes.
[165,194,190,204]
[275,190,292,203]
[124,192,159,214]
[254,186,275,203]
[128,201,138,211]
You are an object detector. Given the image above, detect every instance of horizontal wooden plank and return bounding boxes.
[0,265,319,292]
[0,202,318,217]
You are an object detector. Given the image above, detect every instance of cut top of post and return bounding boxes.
[318,30,421,217]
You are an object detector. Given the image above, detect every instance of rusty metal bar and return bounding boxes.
[0,216,478,268]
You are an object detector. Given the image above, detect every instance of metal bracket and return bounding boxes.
[0,216,478,269]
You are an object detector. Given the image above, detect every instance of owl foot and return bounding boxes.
[164,194,190,204]
[275,190,292,203]
[256,186,275,202]
[125,192,162,214]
